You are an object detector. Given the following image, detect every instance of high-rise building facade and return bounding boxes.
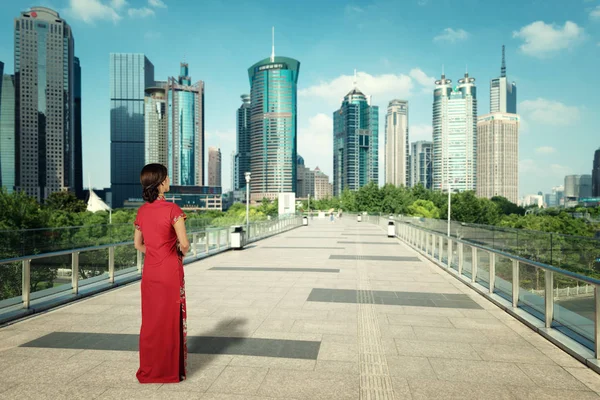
[248,55,300,201]
[333,87,379,195]
[476,113,519,203]
[593,148,600,197]
[0,65,16,193]
[236,94,251,191]
[167,63,204,186]
[144,85,168,166]
[410,141,432,189]
[432,72,477,192]
[579,175,592,199]
[385,99,409,187]
[296,154,311,198]
[490,46,517,114]
[110,53,154,208]
[208,146,221,187]
[73,57,83,199]
[314,167,332,200]
[15,7,77,201]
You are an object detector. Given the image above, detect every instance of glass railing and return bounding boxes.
[376,216,600,365]
[0,214,302,323]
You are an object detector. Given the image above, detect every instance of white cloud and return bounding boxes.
[298,114,333,177]
[299,71,413,106]
[519,98,581,126]
[433,28,469,43]
[409,68,434,89]
[409,124,432,142]
[590,6,600,19]
[535,146,556,154]
[148,0,167,8]
[110,0,127,9]
[519,159,572,193]
[512,21,584,58]
[66,0,121,23]
[128,7,155,18]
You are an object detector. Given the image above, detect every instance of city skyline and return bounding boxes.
[0,1,598,197]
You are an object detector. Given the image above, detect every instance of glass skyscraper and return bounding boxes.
[167,63,204,186]
[333,87,379,196]
[385,99,409,187]
[490,46,517,114]
[15,7,77,201]
[74,57,83,199]
[144,85,168,167]
[0,64,16,193]
[410,141,432,189]
[235,94,251,191]
[248,56,300,201]
[432,72,477,192]
[110,53,154,208]
[593,148,600,197]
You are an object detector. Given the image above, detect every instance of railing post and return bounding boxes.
[438,236,443,261]
[512,260,519,307]
[108,247,115,284]
[448,239,453,268]
[22,259,31,309]
[72,252,79,295]
[471,247,478,283]
[192,233,198,257]
[217,229,221,250]
[205,231,210,253]
[489,252,495,294]
[226,229,230,248]
[136,249,143,273]
[458,242,463,276]
[545,270,554,328]
[595,286,600,358]
[425,232,429,254]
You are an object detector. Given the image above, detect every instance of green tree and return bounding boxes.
[44,191,86,213]
[408,200,441,218]
[491,196,525,216]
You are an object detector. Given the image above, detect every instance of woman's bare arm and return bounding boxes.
[134,229,146,254]
[173,219,190,256]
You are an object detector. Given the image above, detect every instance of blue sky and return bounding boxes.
[0,0,598,197]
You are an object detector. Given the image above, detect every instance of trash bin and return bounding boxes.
[387,221,395,237]
[302,216,308,226]
[230,226,245,250]
[357,215,362,222]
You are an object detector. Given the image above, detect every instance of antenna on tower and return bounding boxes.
[270,27,275,62]
[442,64,445,78]
[353,69,357,88]
[501,45,506,77]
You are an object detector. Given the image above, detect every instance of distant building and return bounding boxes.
[144,85,168,166]
[410,141,432,189]
[235,94,251,191]
[313,167,332,200]
[333,85,379,195]
[125,186,222,210]
[248,55,300,201]
[565,175,592,204]
[593,148,600,197]
[490,45,517,114]
[208,146,221,187]
[580,175,593,198]
[520,194,544,208]
[432,72,477,192]
[476,113,519,203]
[167,63,204,186]
[74,57,83,200]
[385,99,409,187]
[110,53,155,207]
[15,7,78,201]
[296,154,313,198]
[0,66,15,193]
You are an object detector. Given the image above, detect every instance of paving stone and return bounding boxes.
[408,379,515,400]
[517,363,590,390]
[206,366,268,395]
[317,340,358,362]
[471,343,555,364]
[565,367,600,392]
[385,355,437,379]
[508,386,600,399]
[258,369,358,399]
[429,358,535,386]
[395,340,481,360]
[386,313,454,328]
[0,383,108,400]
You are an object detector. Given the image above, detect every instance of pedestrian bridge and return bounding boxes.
[1,216,600,399]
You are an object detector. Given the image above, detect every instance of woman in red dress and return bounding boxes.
[133,163,190,383]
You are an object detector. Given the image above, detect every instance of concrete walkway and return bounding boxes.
[1,218,600,399]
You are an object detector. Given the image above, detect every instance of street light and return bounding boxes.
[447,180,452,237]
[245,172,251,233]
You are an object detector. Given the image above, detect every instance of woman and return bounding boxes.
[133,163,190,383]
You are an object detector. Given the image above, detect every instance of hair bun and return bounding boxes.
[142,184,160,202]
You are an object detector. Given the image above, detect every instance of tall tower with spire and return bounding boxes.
[247,29,300,201]
[490,45,517,113]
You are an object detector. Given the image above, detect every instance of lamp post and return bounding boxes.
[447,180,452,237]
[245,172,251,233]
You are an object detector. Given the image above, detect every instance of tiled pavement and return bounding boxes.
[2,218,600,399]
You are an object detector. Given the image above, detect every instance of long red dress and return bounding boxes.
[134,198,187,383]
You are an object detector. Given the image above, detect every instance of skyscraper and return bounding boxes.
[0,64,16,193]
[73,57,83,199]
[385,99,409,187]
[476,113,520,203]
[208,146,221,187]
[333,85,379,195]
[313,167,332,200]
[248,51,300,201]
[410,141,432,189]
[167,63,204,186]
[110,53,154,208]
[144,85,168,166]
[490,46,517,114]
[236,94,251,191]
[15,7,77,201]
[432,72,477,192]
[593,148,600,197]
